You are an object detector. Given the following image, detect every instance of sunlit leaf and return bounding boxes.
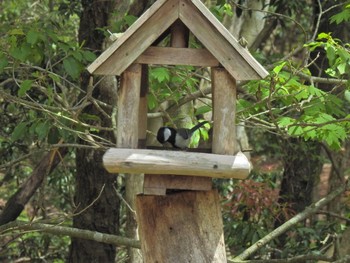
[277,117,294,127]
[151,67,170,83]
[273,61,287,74]
[345,90,350,102]
[9,28,25,35]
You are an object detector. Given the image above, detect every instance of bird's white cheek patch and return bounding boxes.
[163,128,171,141]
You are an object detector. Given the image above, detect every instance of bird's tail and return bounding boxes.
[190,121,208,133]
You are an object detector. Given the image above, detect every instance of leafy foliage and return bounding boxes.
[330,2,350,24]
[238,59,349,149]
[223,180,293,254]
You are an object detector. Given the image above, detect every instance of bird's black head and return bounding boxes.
[157,127,176,145]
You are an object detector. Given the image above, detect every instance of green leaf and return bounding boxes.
[82,50,96,62]
[317,32,330,40]
[0,53,8,73]
[337,63,346,75]
[72,50,83,61]
[18,80,33,97]
[147,93,157,110]
[330,8,350,24]
[325,45,336,65]
[35,121,50,140]
[195,105,212,116]
[277,117,294,127]
[345,90,350,102]
[80,113,101,122]
[48,73,60,82]
[151,67,170,83]
[11,122,28,141]
[273,62,287,74]
[27,29,40,45]
[288,126,304,136]
[303,127,317,140]
[124,15,138,26]
[63,57,81,79]
[9,28,25,35]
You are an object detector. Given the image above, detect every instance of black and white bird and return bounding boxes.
[156,121,208,149]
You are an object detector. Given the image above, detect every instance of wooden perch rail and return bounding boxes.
[103,149,251,179]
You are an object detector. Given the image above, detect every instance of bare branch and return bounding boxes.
[0,220,141,249]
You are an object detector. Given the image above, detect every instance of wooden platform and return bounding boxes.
[103,148,251,179]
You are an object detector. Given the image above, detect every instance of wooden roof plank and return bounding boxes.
[179,0,268,80]
[135,46,220,67]
[87,0,179,75]
[190,0,269,79]
[87,0,269,80]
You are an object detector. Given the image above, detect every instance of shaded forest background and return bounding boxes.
[0,0,350,262]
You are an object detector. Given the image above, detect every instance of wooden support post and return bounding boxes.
[170,19,189,47]
[212,67,237,155]
[117,63,141,148]
[136,190,226,263]
[138,64,149,149]
[117,63,143,262]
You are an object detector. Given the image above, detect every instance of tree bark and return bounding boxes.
[68,0,120,262]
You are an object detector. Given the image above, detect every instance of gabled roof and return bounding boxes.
[87,0,268,81]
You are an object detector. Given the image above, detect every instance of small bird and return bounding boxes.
[156,121,208,149]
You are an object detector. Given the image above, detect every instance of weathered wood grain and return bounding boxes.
[87,0,170,74]
[143,174,212,195]
[88,0,268,80]
[136,190,227,263]
[117,64,141,148]
[103,148,251,179]
[212,67,237,155]
[138,65,148,149]
[117,63,143,262]
[190,0,268,78]
[88,0,179,75]
[179,0,267,80]
[135,46,219,67]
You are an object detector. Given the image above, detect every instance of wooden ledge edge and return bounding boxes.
[103,148,251,179]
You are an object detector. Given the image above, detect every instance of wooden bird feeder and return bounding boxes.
[88,0,268,261]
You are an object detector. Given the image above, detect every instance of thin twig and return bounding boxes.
[71,184,106,217]
[113,185,136,214]
[0,220,141,249]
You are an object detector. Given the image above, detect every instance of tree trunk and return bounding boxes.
[68,0,120,262]
[69,148,119,262]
